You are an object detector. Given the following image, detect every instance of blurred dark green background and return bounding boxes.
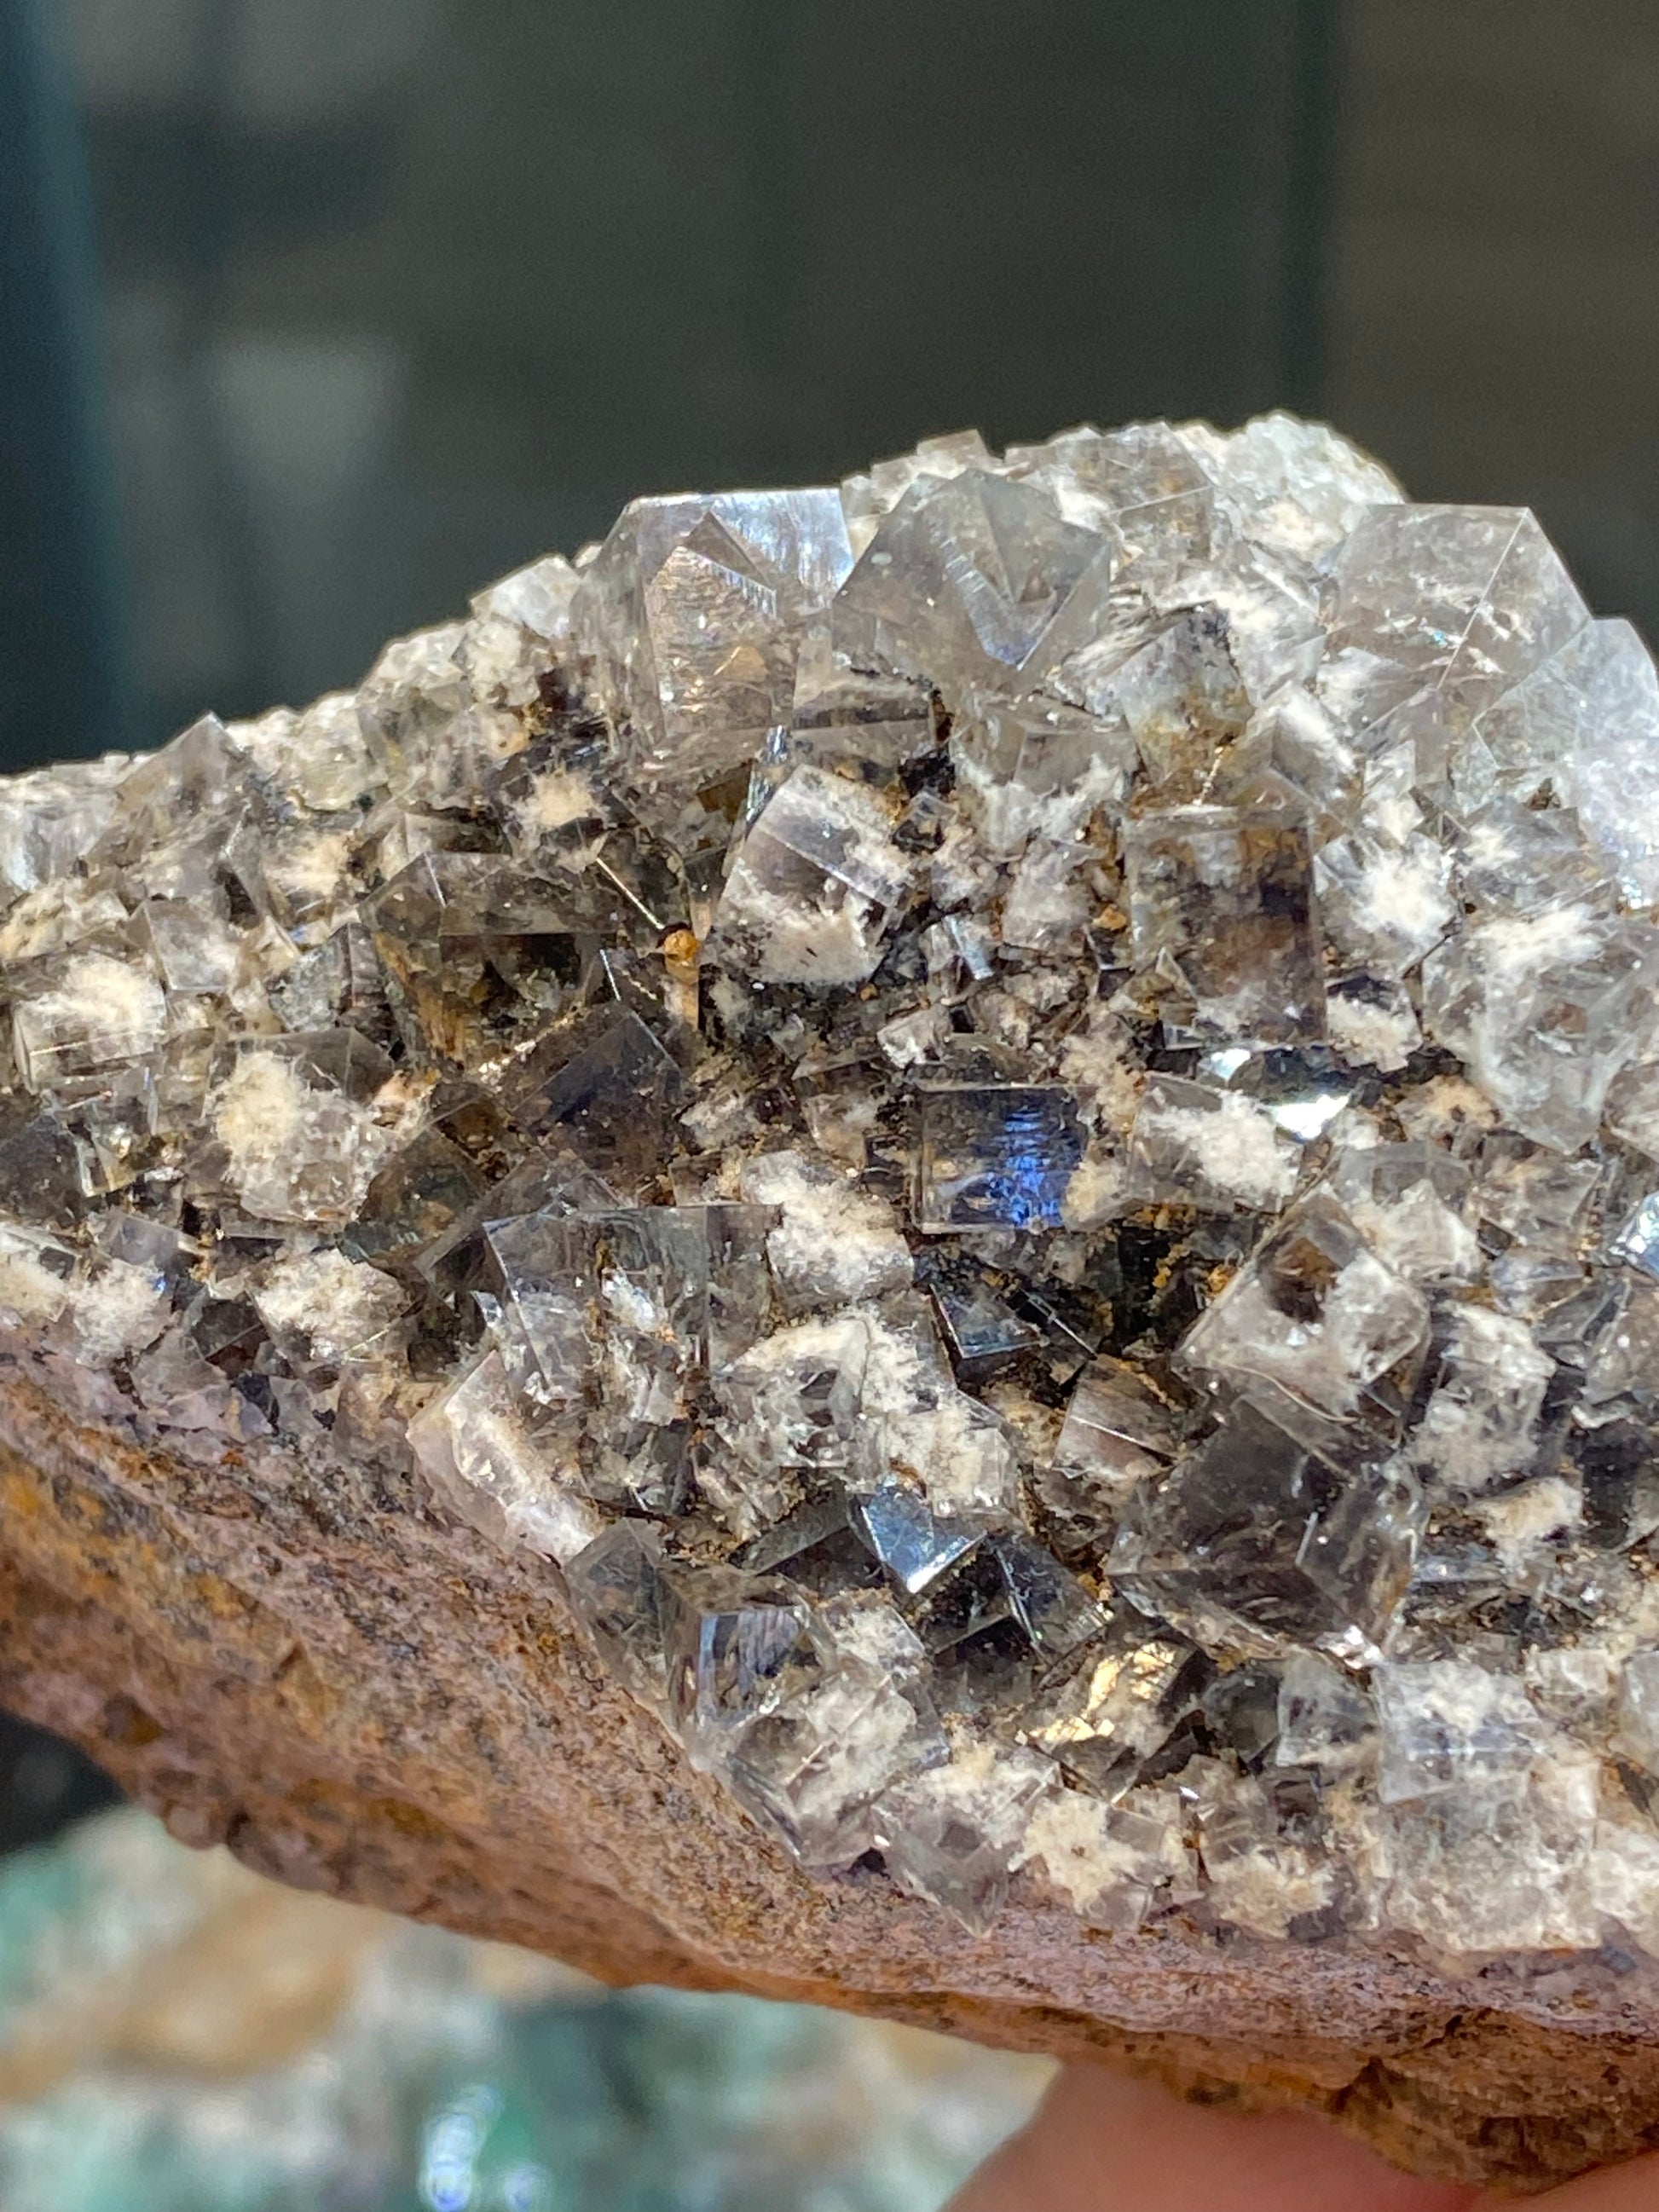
[9,0,1659,770]
[3,0,1659,1841]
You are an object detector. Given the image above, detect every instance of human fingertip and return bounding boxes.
[1494,2149,1659,2209]
[946,2062,1481,2212]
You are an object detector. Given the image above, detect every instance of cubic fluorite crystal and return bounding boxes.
[15,413,1659,1974]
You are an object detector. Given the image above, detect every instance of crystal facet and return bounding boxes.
[1123,806,1325,1046]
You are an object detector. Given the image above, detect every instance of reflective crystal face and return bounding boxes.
[915,1083,1084,1232]
[1124,803,1326,1047]
[1107,1392,1425,1666]
[14,412,1659,1967]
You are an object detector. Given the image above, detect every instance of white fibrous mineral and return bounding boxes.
[9,409,1659,1976]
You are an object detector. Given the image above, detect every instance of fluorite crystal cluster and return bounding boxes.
[11,415,1659,1963]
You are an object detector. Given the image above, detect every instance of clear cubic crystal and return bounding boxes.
[1123,806,1325,1046]
[1177,1193,1431,1425]
[1109,1391,1424,1664]
[915,1084,1084,1233]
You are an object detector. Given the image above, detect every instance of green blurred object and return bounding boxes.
[0,0,130,767]
[0,1809,1049,2211]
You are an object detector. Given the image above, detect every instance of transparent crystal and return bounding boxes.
[914,1084,1084,1233]
[709,765,913,987]
[367,852,598,1066]
[1005,420,1217,558]
[572,490,854,809]
[342,1129,488,1268]
[1327,1142,1480,1286]
[1314,829,1454,979]
[661,1568,824,1773]
[1126,1073,1299,1215]
[0,754,127,905]
[1411,1306,1555,1498]
[1422,905,1656,1153]
[12,953,166,1095]
[1374,1763,1601,1956]
[1047,1356,1184,1524]
[1465,618,1659,905]
[1018,1782,1192,1931]
[738,1150,910,1312]
[1017,1632,1202,1795]
[251,1246,408,1372]
[727,1645,947,1868]
[710,1312,870,1535]
[1455,800,1613,918]
[1106,607,1251,798]
[1613,1193,1659,1283]
[1329,505,1589,713]
[1109,1391,1424,1664]
[1275,1652,1376,1776]
[1192,1764,1338,1939]
[409,1350,600,1564]
[774,635,935,796]
[562,1520,673,1701]
[1177,1193,1430,1426]
[926,1266,1045,1381]
[950,693,1134,857]
[874,1744,1055,1932]
[201,1031,410,1226]
[853,1478,980,1595]
[841,429,996,553]
[504,1008,687,1189]
[471,550,581,643]
[856,1304,1022,1522]
[1374,1660,1548,1805]
[1182,411,1402,565]
[987,1529,1103,1655]
[1232,685,1359,833]
[1123,806,1325,1046]
[999,839,1094,954]
[830,471,1116,709]
[1195,1044,1356,1144]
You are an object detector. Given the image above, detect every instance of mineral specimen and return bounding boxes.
[14,410,1659,2108]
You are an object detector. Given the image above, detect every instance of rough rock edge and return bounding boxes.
[1,1369,1656,2195]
